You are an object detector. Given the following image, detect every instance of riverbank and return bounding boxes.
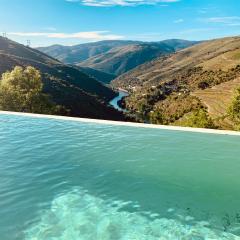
[109,90,129,112]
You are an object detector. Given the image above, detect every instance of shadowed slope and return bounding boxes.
[0,37,124,120]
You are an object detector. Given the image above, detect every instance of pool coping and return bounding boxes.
[1,111,240,136]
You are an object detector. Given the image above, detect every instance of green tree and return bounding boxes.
[228,88,240,130]
[181,109,216,129]
[0,66,57,114]
[149,109,166,125]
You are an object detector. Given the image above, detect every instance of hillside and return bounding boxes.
[112,36,240,129]
[37,40,140,64]
[78,40,197,76]
[0,37,124,120]
[161,39,200,51]
[192,77,240,129]
[76,66,116,84]
[78,42,174,76]
[38,40,197,76]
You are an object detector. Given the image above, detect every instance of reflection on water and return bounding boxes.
[25,188,239,240]
[0,114,240,239]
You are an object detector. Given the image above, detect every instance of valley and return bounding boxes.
[39,39,197,76]
[1,35,240,130]
[109,90,129,112]
[0,36,124,120]
[1,2,240,240]
[111,36,240,130]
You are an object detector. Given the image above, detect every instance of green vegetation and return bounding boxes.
[0,36,124,120]
[149,94,202,125]
[77,66,116,84]
[123,64,240,128]
[178,109,216,129]
[228,87,240,130]
[0,66,60,114]
[114,37,240,130]
[149,109,165,125]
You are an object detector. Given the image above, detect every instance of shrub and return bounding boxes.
[180,109,216,129]
[228,88,240,130]
[149,109,166,125]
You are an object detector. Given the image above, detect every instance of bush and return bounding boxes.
[180,109,216,129]
[198,81,209,89]
[149,109,166,125]
[228,88,240,130]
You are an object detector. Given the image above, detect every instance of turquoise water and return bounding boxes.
[109,91,128,112]
[0,114,240,240]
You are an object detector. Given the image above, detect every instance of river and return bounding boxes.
[109,90,129,112]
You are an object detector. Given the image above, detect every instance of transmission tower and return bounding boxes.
[2,32,7,38]
[26,40,31,47]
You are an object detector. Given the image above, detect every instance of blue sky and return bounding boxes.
[0,0,239,47]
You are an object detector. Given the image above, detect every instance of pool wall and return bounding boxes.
[1,110,240,136]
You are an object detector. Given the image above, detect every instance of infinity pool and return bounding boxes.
[1,113,240,240]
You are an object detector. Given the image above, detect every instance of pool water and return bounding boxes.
[0,113,240,240]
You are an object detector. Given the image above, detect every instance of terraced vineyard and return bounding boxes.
[193,77,240,129]
[112,36,240,130]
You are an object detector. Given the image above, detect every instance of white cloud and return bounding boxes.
[199,9,207,14]
[174,19,184,23]
[8,31,124,41]
[178,27,216,35]
[66,0,180,7]
[202,16,240,26]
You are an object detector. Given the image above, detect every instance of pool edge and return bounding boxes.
[1,111,240,136]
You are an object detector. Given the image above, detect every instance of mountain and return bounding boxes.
[160,39,199,51]
[76,66,116,84]
[112,36,240,129]
[78,42,173,76]
[0,36,124,120]
[37,40,140,64]
[38,40,198,76]
[78,40,197,76]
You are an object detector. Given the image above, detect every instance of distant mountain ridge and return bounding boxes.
[78,42,174,76]
[0,37,124,120]
[37,40,141,64]
[38,39,198,76]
